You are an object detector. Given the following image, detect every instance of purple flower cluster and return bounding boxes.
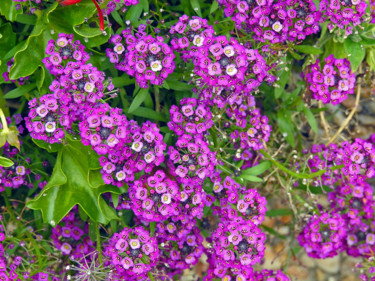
[169,15,215,62]
[168,134,217,180]
[304,54,356,105]
[193,36,270,93]
[168,97,213,136]
[211,220,266,268]
[27,34,114,144]
[217,0,320,43]
[156,222,204,271]
[80,105,166,186]
[0,226,23,281]
[319,0,368,36]
[328,182,375,257]
[43,33,90,76]
[0,143,31,191]
[103,226,159,279]
[309,139,375,185]
[51,210,95,259]
[107,29,176,88]
[298,211,347,259]
[129,169,181,222]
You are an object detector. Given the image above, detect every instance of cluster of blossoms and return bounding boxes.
[328,182,375,257]
[319,0,368,36]
[225,95,271,159]
[218,0,320,43]
[0,225,23,281]
[27,34,114,144]
[298,211,347,258]
[102,0,139,15]
[168,134,217,180]
[128,169,181,222]
[107,28,176,88]
[310,138,375,185]
[51,210,95,259]
[303,54,356,105]
[193,36,271,93]
[168,97,213,136]
[358,256,375,281]
[210,220,266,268]
[169,15,215,62]
[253,269,290,281]
[0,141,32,191]
[156,222,204,271]
[103,226,159,279]
[80,105,166,186]
[43,33,90,76]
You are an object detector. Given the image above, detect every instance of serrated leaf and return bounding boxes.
[0,0,22,21]
[0,156,14,167]
[303,106,318,133]
[128,88,149,113]
[242,161,271,176]
[27,140,119,225]
[3,83,36,99]
[294,45,322,55]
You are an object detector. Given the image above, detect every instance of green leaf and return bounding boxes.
[303,106,318,133]
[266,208,293,217]
[139,0,149,13]
[125,4,143,24]
[0,0,22,21]
[27,140,119,225]
[190,0,202,17]
[150,222,156,236]
[209,1,219,14]
[294,45,322,55]
[9,3,58,80]
[0,156,14,167]
[112,193,120,209]
[277,109,295,147]
[131,107,167,122]
[242,161,271,176]
[367,48,375,71]
[32,138,63,153]
[3,83,36,99]
[164,78,194,91]
[128,88,149,113]
[15,14,37,25]
[344,38,365,71]
[88,221,97,243]
[240,174,264,182]
[274,65,290,99]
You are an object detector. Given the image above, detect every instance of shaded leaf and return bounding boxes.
[128,88,149,113]
[4,83,36,99]
[242,161,271,176]
[0,156,14,167]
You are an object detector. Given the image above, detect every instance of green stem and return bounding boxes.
[259,149,327,179]
[95,222,103,265]
[147,272,156,281]
[2,193,43,268]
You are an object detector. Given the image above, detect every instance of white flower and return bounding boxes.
[272,21,283,32]
[45,122,56,133]
[161,193,172,204]
[223,45,235,57]
[226,64,238,76]
[193,35,204,47]
[84,82,95,93]
[150,60,162,72]
[114,43,125,54]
